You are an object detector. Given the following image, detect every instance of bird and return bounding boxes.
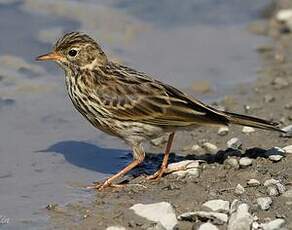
[36,32,285,190]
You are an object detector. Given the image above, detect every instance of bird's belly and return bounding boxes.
[113,120,165,145]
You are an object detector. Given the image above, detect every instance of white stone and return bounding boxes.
[218,127,229,136]
[256,197,272,210]
[247,179,260,186]
[198,222,219,230]
[167,160,202,178]
[242,126,255,134]
[276,9,292,22]
[227,138,242,149]
[276,183,286,194]
[267,186,279,197]
[230,199,240,214]
[234,184,245,195]
[268,155,284,162]
[282,125,292,137]
[239,157,253,168]
[202,143,218,154]
[191,144,204,153]
[228,204,253,230]
[252,222,260,230]
[264,179,280,187]
[106,227,126,230]
[261,219,286,230]
[202,199,230,213]
[224,158,239,168]
[178,211,228,225]
[130,202,177,230]
[283,145,292,154]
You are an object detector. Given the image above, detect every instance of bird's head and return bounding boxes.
[36,32,108,71]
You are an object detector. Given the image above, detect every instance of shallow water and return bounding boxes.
[0,0,269,228]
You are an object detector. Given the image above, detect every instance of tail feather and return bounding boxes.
[224,111,285,133]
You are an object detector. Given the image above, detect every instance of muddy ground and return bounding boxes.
[46,3,292,230]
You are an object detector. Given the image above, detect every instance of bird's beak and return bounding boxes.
[36,51,63,61]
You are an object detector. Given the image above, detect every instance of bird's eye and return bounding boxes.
[68,49,78,57]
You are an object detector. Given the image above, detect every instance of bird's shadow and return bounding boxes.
[40,140,276,177]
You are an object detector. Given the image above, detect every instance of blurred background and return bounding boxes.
[0,0,270,228]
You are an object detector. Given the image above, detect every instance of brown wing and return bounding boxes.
[96,63,229,127]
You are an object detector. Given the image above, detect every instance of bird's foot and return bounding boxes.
[86,180,126,191]
[146,164,188,181]
[146,166,167,181]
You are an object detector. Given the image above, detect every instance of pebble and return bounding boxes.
[198,223,219,230]
[283,145,292,154]
[234,184,245,195]
[256,197,272,211]
[191,144,204,154]
[272,77,289,89]
[167,160,201,178]
[130,202,177,230]
[276,9,292,22]
[252,222,260,230]
[268,155,283,162]
[224,157,239,169]
[202,199,230,213]
[202,143,218,154]
[267,186,280,197]
[261,219,286,230]
[264,179,280,187]
[281,125,292,137]
[227,138,242,149]
[230,199,240,214]
[284,103,292,110]
[178,211,228,225]
[217,127,229,136]
[228,203,253,230]
[247,179,260,186]
[264,179,286,195]
[242,126,255,134]
[106,227,126,230]
[239,157,253,168]
[263,95,275,103]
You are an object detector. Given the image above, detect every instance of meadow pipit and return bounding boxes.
[36,32,285,190]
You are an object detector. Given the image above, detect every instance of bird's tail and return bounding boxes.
[224,111,285,133]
